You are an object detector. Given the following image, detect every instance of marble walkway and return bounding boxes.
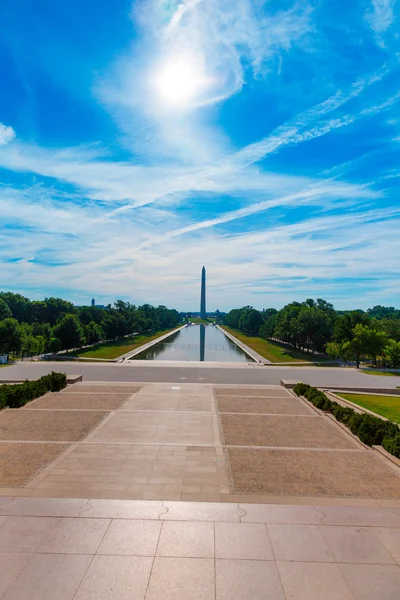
[0,497,400,599]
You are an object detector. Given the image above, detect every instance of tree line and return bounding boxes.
[223,301,400,369]
[0,292,181,357]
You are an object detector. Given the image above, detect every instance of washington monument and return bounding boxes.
[200,266,206,319]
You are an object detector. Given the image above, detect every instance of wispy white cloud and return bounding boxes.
[2,0,400,309]
[0,122,15,146]
[234,66,390,167]
[367,0,396,33]
[2,182,398,310]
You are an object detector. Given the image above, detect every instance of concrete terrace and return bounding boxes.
[1,381,400,599]
[1,382,399,502]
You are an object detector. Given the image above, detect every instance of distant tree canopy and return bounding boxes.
[0,292,181,356]
[223,301,400,366]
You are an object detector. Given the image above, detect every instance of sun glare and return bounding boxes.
[154,59,208,107]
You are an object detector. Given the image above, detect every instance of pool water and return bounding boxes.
[130,324,253,362]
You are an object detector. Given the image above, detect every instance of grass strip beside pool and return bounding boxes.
[220,326,329,363]
[70,327,180,359]
[362,369,398,377]
[339,393,400,424]
[189,317,213,324]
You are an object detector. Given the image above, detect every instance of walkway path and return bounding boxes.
[0,497,400,599]
[1,382,400,599]
[2,382,399,502]
[3,361,400,387]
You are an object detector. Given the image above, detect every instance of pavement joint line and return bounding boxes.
[0,440,367,452]
[18,409,318,415]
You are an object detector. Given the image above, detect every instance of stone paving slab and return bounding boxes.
[23,393,130,411]
[0,410,108,442]
[217,396,315,415]
[121,395,213,412]
[0,498,400,600]
[220,414,357,448]
[89,412,217,445]
[27,443,229,500]
[0,444,69,487]
[227,448,400,498]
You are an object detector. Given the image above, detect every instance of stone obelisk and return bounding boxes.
[200,266,206,319]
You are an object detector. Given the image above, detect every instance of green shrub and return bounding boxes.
[357,414,386,446]
[303,388,332,411]
[304,387,321,400]
[293,382,311,396]
[383,421,399,440]
[0,372,67,409]
[382,432,400,458]
[348,412,364,435]
[293,382,400,460]
[322,397,333,411]
[333,404,354,424]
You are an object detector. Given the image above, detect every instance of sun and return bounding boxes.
[154,58,209,107]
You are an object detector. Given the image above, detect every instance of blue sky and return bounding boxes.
[1,0,399,311]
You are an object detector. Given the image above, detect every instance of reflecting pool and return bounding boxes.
[130,324,253,362]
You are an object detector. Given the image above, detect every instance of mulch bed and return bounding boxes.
[220,414,356,449]
[0,410,108,441]
[227,447,400,498]
[0,443,69,487]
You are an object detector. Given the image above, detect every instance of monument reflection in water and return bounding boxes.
[130,324,251,363]
[200,324,205,361]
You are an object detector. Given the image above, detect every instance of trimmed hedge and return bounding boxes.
[293,383,400,459]
[0,372,67,409]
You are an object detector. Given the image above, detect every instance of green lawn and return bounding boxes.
[70,327,180,360]
[190,318,213,324]
[339,393,400,424]
[362,369,398,377]
[221,326,329,363]
[0,364,11,368]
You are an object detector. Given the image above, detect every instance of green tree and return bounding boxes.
[334,310,369,343]
[361,327,388,365]
[48,337,62,354]
[326,341,353,363]
[53,314,85,352]
[85,321,103,345]
[0,292,31,322]
[367,305,400,320]
[0,318,23,354]
[381,319,400,342]
[224,309,242,329]
[342,323,371,368]
[32,322,52,347]
[42,297,76,326]
[259,310,277,339]
[384,340,400,372]
[0,299,12,320]
[238,308,262,335]
[21,335,38,361]
[78,306,104,326]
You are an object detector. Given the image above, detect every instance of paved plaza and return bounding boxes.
[1,381,400,598]
[1,382,400,502]
[1,497,400,599]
